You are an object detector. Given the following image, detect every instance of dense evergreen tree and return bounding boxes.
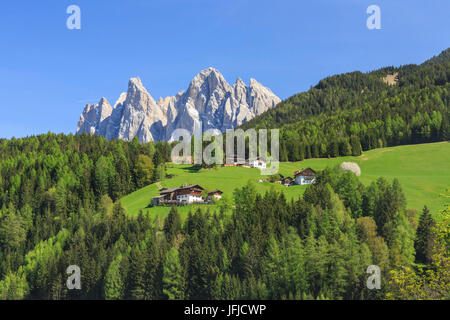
[164,207,181,244]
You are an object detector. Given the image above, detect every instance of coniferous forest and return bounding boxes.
[0,49,449,301]
[241,49,450,160]
[0,133,448,300]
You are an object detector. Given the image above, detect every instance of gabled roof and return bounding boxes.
[208,190,223,195]
[181,184,204,190]
[159,184,204,194]
[294,168,316,177]
[159,187,180,194]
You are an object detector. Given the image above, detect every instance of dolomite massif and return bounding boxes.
[76,68,281,142]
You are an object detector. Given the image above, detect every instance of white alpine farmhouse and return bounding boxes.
[294,168,316,185]
[152,185,205,205]
[249,158,267,169]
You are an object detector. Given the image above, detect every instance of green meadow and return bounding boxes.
[121,142,450,219]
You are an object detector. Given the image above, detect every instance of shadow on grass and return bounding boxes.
[180,165,202,173]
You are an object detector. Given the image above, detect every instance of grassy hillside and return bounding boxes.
[121,142,450,219]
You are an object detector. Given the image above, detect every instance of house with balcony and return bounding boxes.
[151,184,205,206]
[294,168,316,185]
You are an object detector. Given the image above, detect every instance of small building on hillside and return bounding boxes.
[150,195,166,206]
[281,177,294,187]
[152,184,205,205]
[294,168,316,185]
[207,190,223,201]
[223,157,267,169]
[175,185,204,204]
[223,157,249,167]
[249,158,267,169]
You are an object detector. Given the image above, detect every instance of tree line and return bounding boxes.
[0,133,172,290]
[1,152,447,299]
[239,48,450,161]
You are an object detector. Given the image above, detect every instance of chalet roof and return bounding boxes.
[182,184,204,190]
[159,184,204,194]
[250,157,267,163]
[208,190,223,195]
[294,168,316,177]
[226,157,266,163]
[159,187,179,194]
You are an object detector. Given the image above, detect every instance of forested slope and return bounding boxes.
[0,133,172,298]
[241,48,450,161]
[1,157,448,299]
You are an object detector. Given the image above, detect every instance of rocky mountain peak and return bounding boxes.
[187,68,231,96]
[113,92,127,109]
[76,97,113,136]
[249,78,263,88]
[235,77,245,86]
[128,77,144,89]
[125,77,157,111]
[97,98,112,119]
[76,68,281,142]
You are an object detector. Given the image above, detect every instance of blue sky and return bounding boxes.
[0,0,449,138]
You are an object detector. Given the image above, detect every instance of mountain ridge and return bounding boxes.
[241,47,450,131]
[239,48,449,162]
[76,68,281,142]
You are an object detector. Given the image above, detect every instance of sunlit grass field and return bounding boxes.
[121,142,450,220]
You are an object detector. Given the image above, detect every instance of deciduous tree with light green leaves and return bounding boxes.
[133,154,154,188]
[386,204,450,300]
